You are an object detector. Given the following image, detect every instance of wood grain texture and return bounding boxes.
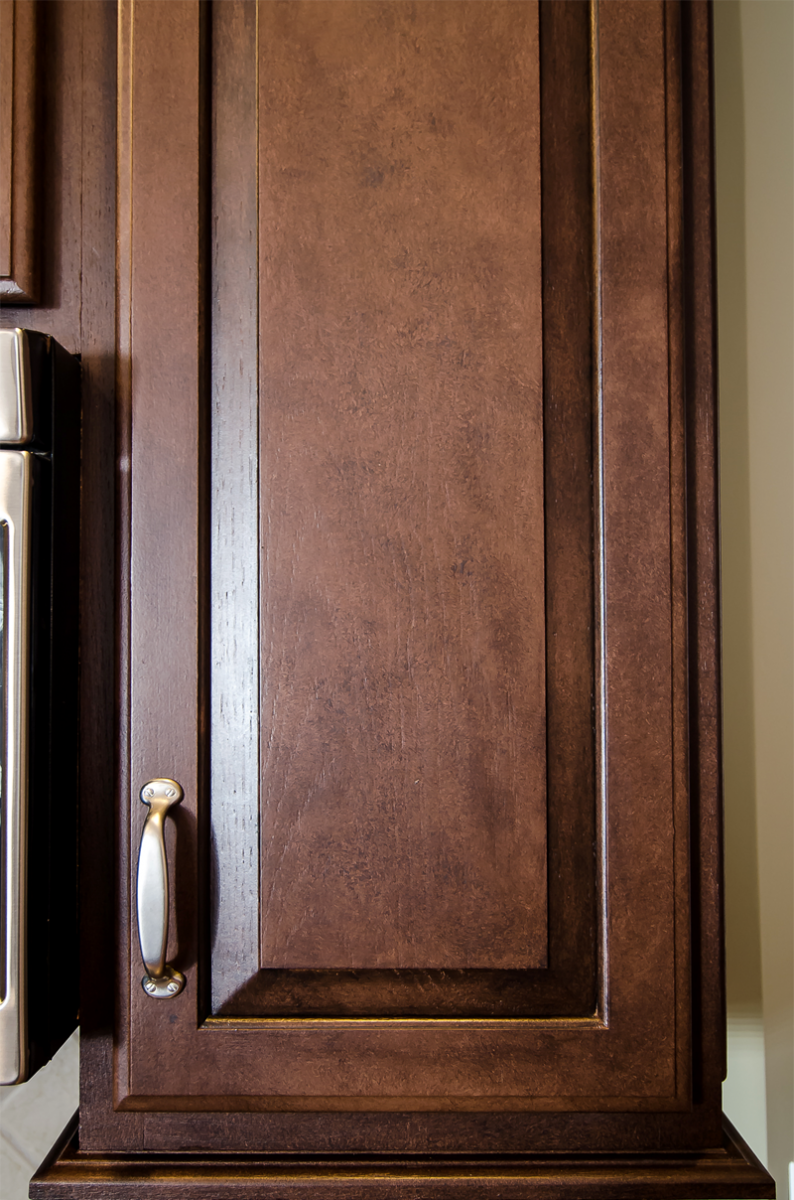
[0,0,135,1151]
[664,0,695,1113]
[115,0,691,1119]
[111,0,146,1148]
[595,0,681,1055]
[2,0,750,1178]
[209,0,261,1012]
[123,0,205,1101]
[212,0,597,1020]
[1,1,79,340]
[30,1115,776,1199]
[681,0,728,1105]
[0,0,38,301]
[257,0,547,971]
[43,0,748,1176]
[0,0,13,277]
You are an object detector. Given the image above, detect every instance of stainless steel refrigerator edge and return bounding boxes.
[0,328,80,1085]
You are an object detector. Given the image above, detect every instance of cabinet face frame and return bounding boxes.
[101,0,725,1156]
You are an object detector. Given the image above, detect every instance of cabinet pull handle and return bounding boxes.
[136,779,185,998]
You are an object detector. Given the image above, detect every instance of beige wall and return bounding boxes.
[714,0,766,1166]
[715,1,794,1197]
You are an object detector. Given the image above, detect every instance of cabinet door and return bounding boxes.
[112,0,714,1154]
[0,0,37,301]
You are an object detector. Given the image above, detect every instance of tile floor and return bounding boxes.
[0,1031,79,1199]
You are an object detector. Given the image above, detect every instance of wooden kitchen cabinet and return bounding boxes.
[0,1,775,1195]
[0,0,38,301]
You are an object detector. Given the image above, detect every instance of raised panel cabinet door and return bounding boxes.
[113,0,694,1124]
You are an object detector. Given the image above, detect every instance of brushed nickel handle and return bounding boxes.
[136,778,185,998]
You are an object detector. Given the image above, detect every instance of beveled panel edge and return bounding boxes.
[208,0,261,1014]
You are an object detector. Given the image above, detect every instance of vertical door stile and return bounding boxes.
[123,0,204,1100]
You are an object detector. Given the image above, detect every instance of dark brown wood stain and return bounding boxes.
[257,0,547,971]
[211,0,598,1022]
[0,0,38,301]
[2,1,775,1195]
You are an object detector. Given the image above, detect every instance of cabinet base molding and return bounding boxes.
[31,1114,774,1199]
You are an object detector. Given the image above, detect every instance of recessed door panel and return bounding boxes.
[257,0,547,972]
[209,0,597,1019]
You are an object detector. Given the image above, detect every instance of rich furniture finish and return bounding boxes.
[32,1112,774,1199]
[0,0,776,1195]
[0,0,38,302]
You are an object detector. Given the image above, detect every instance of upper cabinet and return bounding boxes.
[0,0,37,302]
[16,2,777,1196]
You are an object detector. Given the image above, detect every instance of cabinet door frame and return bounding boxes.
[103,0,721,1156]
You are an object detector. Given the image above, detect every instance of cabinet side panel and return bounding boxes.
[682,0,726,1112]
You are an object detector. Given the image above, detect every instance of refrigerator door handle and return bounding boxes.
[0,451,32,1084]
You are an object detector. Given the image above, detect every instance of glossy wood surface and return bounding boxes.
[210,0,597,1022]
[0,0,121,1139]
[112,0,689,1123]
[5,0,772,1192]
[209,0,261,1014]
[257,0,547,972]
[681,0,728,1104]
[0,0,37,301]
[0,0,14,278]
[31,1114,775,1199]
